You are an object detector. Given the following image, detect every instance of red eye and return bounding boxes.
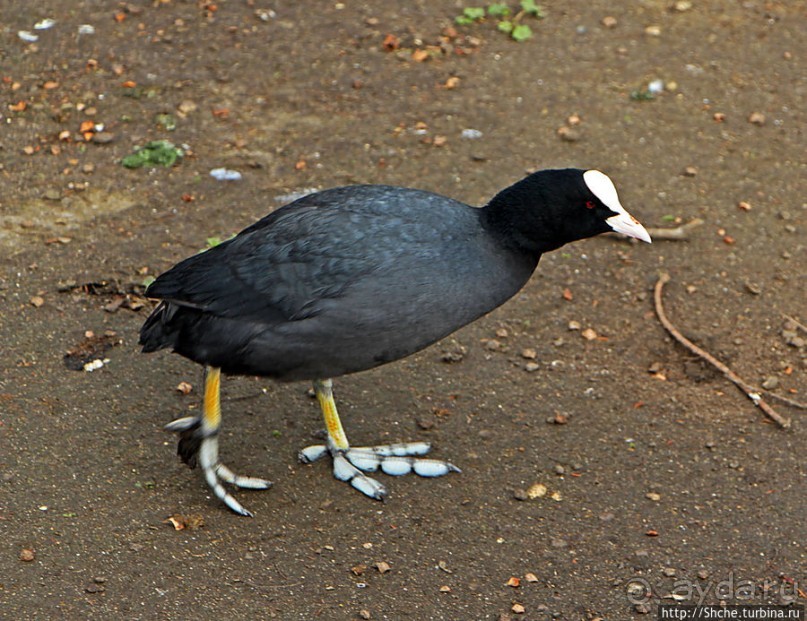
[585,200,596,209]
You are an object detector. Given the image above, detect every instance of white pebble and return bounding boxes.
[209,168,242,181]
[34,18,56,30]
[461,128,483,139]
[18,31,39,42]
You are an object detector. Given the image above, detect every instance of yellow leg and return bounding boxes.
[202,366,222,434]
[314,378,349,451]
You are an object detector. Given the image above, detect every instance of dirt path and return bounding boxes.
[1,2,804,619]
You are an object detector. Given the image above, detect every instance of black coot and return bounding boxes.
[140,168,650,515]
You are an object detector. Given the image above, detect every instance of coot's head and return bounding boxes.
[578,169,651,243]
[485,168,651,252]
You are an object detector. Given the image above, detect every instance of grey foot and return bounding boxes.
[165,416,272,517]
[298,441,460,500]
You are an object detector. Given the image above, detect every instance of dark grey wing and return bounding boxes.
[144,186,465,325]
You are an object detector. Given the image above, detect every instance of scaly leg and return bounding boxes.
[299,379,460,499]
[164,366,271,516]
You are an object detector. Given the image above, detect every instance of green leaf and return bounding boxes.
[142,275,156,288]
[629,89,655,101]
[121,140,183,168]
[497,20,514,33]
[206,236,224,248]
[487,3,511,17]
[455,15,474,25]
[661,214,677,222]
[520,0,544,17]
[511,23,533,41]
[462,6,486,20]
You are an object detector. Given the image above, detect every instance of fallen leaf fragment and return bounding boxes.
[512,603,526,614]
[382,33,400,51]
[581,328,598,341]
[439,585,451,593]
[562,288,573,301]
[20,548,35,562]
[30,295,45,307]
[524,572,539,583]
[176,381,193,395]
[506,576,521,588]
[164,513,205,530]
[527,483,547,499]
[374,561,391,574]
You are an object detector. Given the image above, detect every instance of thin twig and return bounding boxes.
[645,218,704,240]
[783,314,807,334]
[654,273,791,429]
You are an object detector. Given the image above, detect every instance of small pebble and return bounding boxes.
[568,320,581,331]
[601,16,617,28]
[761,376,779,390]
[521,348,537,360]
[644,25,661,36]
[557,126,581,142]
[663,567,677,577]
[748,112,766,126]
[511,603,526,614]
[645,492,661,501]
[485,339,502,351]
[525,362,539,372]
[682,166,698,177]
[92,132,116,144]
[554,464,565,475]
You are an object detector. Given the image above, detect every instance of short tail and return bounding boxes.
[139,301,179,353]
